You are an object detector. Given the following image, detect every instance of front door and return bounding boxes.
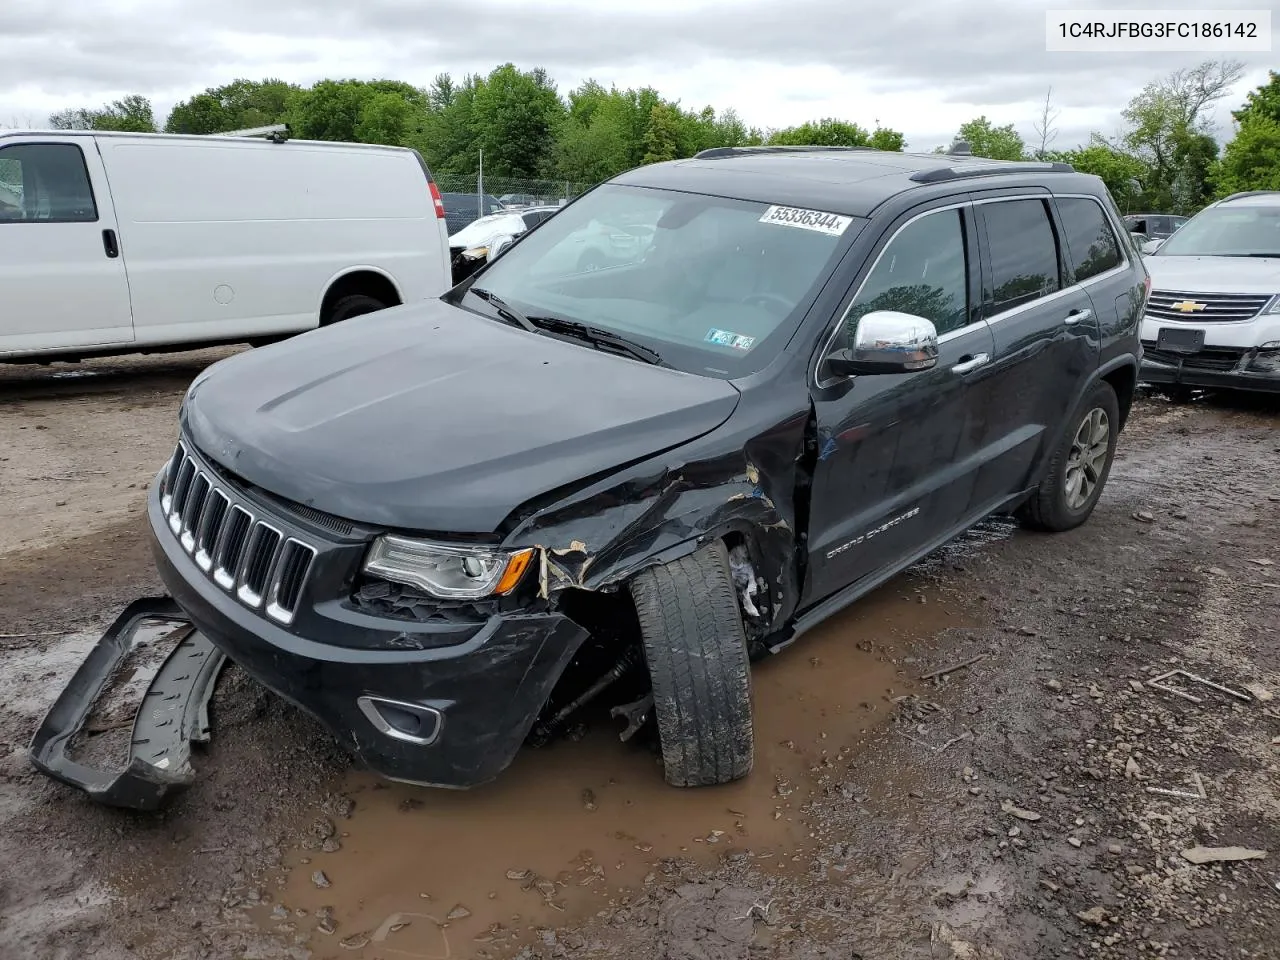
[0,138,134,355]
[803,200,998,607]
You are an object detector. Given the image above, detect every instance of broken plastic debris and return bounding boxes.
[1001,800,1042,822]
[1181,846,1267,865]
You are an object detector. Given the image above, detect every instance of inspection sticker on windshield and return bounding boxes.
[759,205,852,236]
[705,328,755,350]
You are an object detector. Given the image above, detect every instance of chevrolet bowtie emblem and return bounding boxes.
[1170,300,1207,312]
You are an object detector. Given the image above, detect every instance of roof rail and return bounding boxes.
[909,160,1075,183]
[1220,190,1280,203]
[217,123,290,143]
[693,144,876,159]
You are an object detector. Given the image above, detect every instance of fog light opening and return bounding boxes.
[357,695,443,745]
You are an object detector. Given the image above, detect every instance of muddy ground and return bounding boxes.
[0,351,1277,960]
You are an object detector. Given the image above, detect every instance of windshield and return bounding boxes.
[458,183,860,376]
[1155,204,1280,257]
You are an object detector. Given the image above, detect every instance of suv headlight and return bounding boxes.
[1265,295,1280,315]
[363,535,534,600]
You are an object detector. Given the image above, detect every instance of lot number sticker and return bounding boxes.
[759,205,852,236]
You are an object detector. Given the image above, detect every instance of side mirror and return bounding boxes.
[826,310,939,378]
[487,234,514,261]
[1141,238,1164,255]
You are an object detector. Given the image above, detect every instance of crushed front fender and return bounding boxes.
[28,597,226,812]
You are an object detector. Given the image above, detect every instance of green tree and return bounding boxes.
[1231,70,1280,126]
[868,126,906,151]
[1116,59,1244,212]
[1214,114,1280,194]
[641,104,681,163]
[165,79,298,134]
[287,79,428,145]
[1049,142,1146,209]
[417,73,482,174]
[956,116,1025,160]
[767,118,872,146]
[469,64,565,177]
[50,95,156,133]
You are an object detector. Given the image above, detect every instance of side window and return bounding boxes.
[0,143,97,223]
[1056,197,1123,282]
[982,199,1061,313]
[840,207,970,337]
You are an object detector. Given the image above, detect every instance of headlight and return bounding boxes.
[1264,296,1280,315]
[363,535,534,600]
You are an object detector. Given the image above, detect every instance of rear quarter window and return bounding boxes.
[1055,197,1123,282]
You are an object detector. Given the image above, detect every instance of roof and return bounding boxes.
[1217,191,1280,207]
[616,147,1099,218]
[0,129,412,153]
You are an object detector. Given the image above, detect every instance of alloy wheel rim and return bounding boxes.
[1064,407,1110,510]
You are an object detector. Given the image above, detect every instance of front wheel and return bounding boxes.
[1018,381,1120,532]
[629,540,753,787]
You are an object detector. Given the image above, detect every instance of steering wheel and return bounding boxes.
[743,291,793,313]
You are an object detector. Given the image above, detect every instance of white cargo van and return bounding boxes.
[0,129,453,362]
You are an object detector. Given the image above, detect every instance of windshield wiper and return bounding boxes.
[467,287,537,333]
[526,315,665,366]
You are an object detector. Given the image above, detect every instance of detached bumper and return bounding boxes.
[1140,343,1280,394]
[148,492,586,788]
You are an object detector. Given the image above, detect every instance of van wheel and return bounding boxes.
[324,293,387,325]
[629,540,753,787]
[1018,381,1120,533]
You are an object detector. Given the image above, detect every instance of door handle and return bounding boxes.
[102,229,119,259]
[1065,308,1093,325]
[950,352,990,374]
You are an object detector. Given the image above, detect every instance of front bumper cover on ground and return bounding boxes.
[27,597,226,811]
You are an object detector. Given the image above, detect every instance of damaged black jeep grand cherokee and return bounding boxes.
[149,145,1148,790]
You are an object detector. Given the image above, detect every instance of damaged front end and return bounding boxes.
[28,598,225,811]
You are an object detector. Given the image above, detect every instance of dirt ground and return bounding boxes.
[0,351,1277,960]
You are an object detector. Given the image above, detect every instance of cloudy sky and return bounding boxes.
[0,0,1274,151]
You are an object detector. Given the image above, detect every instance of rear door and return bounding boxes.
[803,199,998,605]
[968,192,1101,498]
[0,137,134,355]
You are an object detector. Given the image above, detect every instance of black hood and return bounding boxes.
[182,300,741,533]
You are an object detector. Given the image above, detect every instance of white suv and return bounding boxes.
[1139,191,1280,395]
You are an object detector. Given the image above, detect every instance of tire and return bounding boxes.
[1018,381,1120,533]
[630,540,753,787]
[324,293,387,325]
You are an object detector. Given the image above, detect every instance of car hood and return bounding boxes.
[1145,254,1280,295]
[182,300,741,533]
[449,213,526,250]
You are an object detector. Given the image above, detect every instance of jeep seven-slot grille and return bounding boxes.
[159,442,316,625]
[1145,290,1272,323]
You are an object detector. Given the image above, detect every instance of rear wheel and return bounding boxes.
[324,293,387,325]
[1019,381,1120,532]
[629,540,753,787]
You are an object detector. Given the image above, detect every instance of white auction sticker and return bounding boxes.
[759,205,853,236]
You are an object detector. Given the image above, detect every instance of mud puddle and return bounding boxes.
[262,579,975,959]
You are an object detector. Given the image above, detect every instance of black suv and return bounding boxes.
[149,145,1147,790]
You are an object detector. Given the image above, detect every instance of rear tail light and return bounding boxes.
[429,180,446,220]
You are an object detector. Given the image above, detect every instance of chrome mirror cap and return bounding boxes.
[827,310,940,378]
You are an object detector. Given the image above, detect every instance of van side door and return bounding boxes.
[803,199,998,606]
[968,191,1102,497]
[0,137,134,356]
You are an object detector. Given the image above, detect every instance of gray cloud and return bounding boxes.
[1,0,1273,144]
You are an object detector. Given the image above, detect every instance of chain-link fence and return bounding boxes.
[434,174,591,208]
